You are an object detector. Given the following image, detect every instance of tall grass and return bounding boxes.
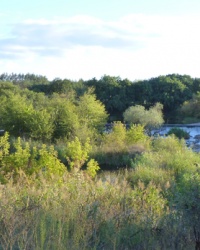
[0,168,197,249]
[0,134,200,249]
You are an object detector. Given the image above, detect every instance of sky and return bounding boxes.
[1,0,200,81]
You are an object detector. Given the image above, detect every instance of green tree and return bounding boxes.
[123,103,164,132]
[0,93,34,137]
[179,92,200,123]
[167,127,190,139]
[126,124,149,145]
[49,95,80,140]
[85,159,100,178]
[0,132,9,162]
[0,134,66,182]
[77,91,108,129]
[133,79,153,107]
[0,73,49,89]
[86,75,134,120]
[102,122,126,152]
[66,137,91,171]
[0,92,54,140]
[75,91,108,142]
[48,78,75,100]
[26,109,54,140]
[148,75,192,112]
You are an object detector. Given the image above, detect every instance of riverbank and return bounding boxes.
[153,124,200,152]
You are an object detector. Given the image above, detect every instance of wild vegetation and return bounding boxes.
[0,73,200,249]
[167,127,190,139]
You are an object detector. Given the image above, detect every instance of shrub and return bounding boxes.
[0,133,66,183]
[167,127,190,139]
[93,123,151,170]
[127,166,173,189]
[86,159,100,178]
[127,136,200,190]
[123,103,164,132]
[65,137,92,172]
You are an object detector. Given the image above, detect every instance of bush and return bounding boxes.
[127,166,173,189]
[167,127,190,139]
[123,103,164,132]
[93,122,150,170]
[127,136,200,190]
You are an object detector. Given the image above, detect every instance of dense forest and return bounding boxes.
[1,73,200,249]
[1,72,200,125]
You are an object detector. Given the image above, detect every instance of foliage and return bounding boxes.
[65,136,101,177]
[0,132,9,161]
[0,82,108,142]
[174,172,200,234]
[86,75,130,120]
[48,78,74,95]
[102,122,126,152]
[75,90,108,142]
[1,73,200,141]
[102,122,150,152]
[127,166,172,189]
[27,109,54,140]
[125,135,200,247]
[94,122,150,169]
[0,133,100,182]
[0,127,200,248]
[127,135,200,188]
[86,159,100,178]
[0,73,49,89]
[123,103,164,132]
[0,165,199,249]
[0,134,66,182]
[167,127,190,139]
[123,105,146,125]
[66,137,91,171]
[1,73,199,124]
[179,92,200,123]
[0,92,54,140]
[49,95,80,140]
[1,72,200,249]
[148,75,192,111]
[0,170,170,250]
[126,124,149,145]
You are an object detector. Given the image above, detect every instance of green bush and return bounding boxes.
[123,103,164,132]
[127,136,200,190]
[167,127,190,139]
[93,122,150,170]
[127,166,173,189]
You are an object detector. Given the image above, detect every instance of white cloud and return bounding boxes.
[0,14,154,59]
[1,14,200,80]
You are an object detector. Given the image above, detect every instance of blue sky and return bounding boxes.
[1,0,200,80]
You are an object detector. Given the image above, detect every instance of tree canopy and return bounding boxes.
[123,103,164,131]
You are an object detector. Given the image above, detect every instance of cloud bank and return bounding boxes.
[1,14,200,80]
[0,15,159,59]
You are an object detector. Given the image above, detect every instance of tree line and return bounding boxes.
[1,73,200,123]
